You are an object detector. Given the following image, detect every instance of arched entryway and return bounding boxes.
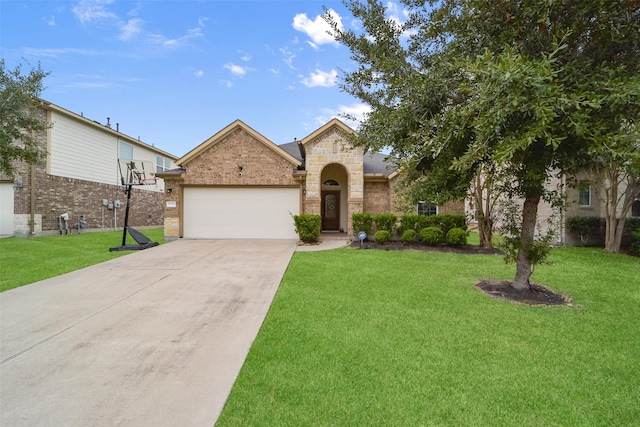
[320,163,348,232]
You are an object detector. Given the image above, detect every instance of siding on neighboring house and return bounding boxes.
[48,111,119,185]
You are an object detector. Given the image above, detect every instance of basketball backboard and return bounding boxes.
[117,159,156,186]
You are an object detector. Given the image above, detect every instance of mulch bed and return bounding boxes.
[349,239,572,307]
[476,279,572,307]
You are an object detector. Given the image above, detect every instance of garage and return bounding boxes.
[183,187,300,239]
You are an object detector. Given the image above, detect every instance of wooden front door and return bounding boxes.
[321,191,340,230]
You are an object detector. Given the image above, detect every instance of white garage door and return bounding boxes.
[0,183,14,235]
[183,187,300,239]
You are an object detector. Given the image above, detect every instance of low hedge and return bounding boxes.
[292,214,321,242]
[374,230,391,244]
[352,213,374,236]
[421,227,443,245]
[446,227,468,246]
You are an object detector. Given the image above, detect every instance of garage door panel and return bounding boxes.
[183,187,299,239]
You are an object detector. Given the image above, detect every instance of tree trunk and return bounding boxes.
[512,195,541,291]
[478,213,493,248]
[603,174,639,253]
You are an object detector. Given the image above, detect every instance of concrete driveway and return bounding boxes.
[0,239,297,426]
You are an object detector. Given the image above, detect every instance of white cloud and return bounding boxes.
[280,46,296,70]
[240,54,251,62]
[317,103,372,129]
[301,69,338,88]
[224,63,248,77]
[46,16,56,26]
[119,18,143,41]
[194,70,204,78]
[72,0,117,24]
[148,27,203,48]
[292,8,342,48]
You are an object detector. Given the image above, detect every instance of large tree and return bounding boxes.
[327,0,640,290]
[0,59,51,178]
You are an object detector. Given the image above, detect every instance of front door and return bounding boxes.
[321,191,340,231]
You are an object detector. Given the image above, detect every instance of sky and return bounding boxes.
[0,0,410,158]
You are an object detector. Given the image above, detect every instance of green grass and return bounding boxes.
[216,246,640,426]
[0,228,165,292]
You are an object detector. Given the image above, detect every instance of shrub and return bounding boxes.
[630,228,640,256]
[374,213,398,232]
[292,214,321,243]
[401,229,416,243]
[398,215,421,235]
[374,230,391,244]
[622,217,640,250]
[420,227,443,245]
[446,228,468,246]
[567,216,601,246]
[436,214,468,235]
[352,213,374,236]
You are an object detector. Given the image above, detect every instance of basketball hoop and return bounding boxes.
[117,159,155,186]
[140,177,157,186]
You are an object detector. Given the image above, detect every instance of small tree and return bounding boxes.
[0,59,51,178]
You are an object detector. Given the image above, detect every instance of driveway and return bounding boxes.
[0,239,297,426]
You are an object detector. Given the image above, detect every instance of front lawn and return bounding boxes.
[0,228,165,292]
[216,247,640,426]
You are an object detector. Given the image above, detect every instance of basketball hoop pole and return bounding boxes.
[109,159,159,252]
[121,183,133,246]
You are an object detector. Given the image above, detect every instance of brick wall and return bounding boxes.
[183,128,299,186]
[13,169,163,235]
[363,181,392,214]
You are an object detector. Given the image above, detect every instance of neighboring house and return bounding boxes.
[0,99,177,237]
[157,119,463,240]
[463,170,640,247]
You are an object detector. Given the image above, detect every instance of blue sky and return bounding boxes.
[1,0,410,157]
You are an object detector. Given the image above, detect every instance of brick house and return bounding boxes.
[0,99,177,237]
[158,118,463,240]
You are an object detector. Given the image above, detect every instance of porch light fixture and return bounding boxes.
[166,188,172,194]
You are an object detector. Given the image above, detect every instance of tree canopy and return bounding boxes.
[327,0,640,289]
[0,59,51,178]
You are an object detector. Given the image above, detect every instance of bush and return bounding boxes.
[374,213,398,232]
[622,217,640,250]
[436,214,468,235]
[401,229,416,243]
[352,213,374,236]
[292,214,321,243]
[398,215,421,235]
[567,216,601,246]
[374,230,391,244]
[420,227,443,245]
[446,228,468,246]
[630,228,640,256]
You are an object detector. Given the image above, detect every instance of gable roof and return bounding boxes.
[299,118,356,147]
[177,119,301,167]
[279,118,398,177]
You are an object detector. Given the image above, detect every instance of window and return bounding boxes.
[118,141,133,160]
[322,179,339,187]
[156,155,172,173]
[418,201,437,216]
[578,181,591,206]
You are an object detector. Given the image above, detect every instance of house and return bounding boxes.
[0,99,178,237]
[157,118,464,240]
